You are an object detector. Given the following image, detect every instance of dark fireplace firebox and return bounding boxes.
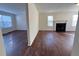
[56,23,66,32]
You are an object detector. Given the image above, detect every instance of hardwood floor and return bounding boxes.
[25,31,75,56]
[3,31,75,56]
[3,30,28,56]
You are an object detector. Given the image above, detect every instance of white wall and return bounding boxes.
[16,9,28,30]
[28,3,39,46]
[39,12,78,31]
[16,4,28,30]
[71,12,79,56]
[0,29,6,55]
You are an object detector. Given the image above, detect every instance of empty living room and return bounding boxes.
[0,3,79,56]
[25,3,78,56]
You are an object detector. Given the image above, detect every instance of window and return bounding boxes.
[0,15,12,28]
[72,15,78,26]
[0,15,2,28]
[48,16,53,26]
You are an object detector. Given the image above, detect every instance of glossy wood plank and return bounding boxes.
[3,30,28,56]
[25,31,75,56]
[3,31,75,56]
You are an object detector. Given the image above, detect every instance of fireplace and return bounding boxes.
[56,23,66,32]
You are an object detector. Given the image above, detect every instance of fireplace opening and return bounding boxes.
[56,23,66,32]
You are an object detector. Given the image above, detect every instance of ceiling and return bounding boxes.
[0,3,78,14]
[0,3,26,15]
[35,3,79,13]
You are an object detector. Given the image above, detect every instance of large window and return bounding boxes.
[0,15,12,28]
[72,15,78,26]
[48,16,53,26]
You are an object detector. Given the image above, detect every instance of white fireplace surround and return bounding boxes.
[39,19,76,31]
[53,20,67,23]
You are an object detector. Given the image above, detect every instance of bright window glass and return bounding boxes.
[0,15,12,28]
[72,15,78,26]
[48,16,53,26]
[0,15,2,28]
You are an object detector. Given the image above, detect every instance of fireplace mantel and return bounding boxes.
[53,20,67,23]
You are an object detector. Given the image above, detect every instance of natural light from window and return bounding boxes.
[72,15,78,26]
[0,15,12,28]
[48,16,53,26]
